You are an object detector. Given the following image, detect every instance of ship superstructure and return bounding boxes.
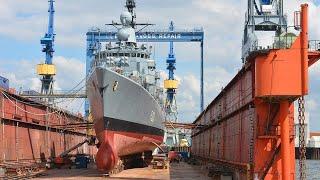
[91,35,163,105]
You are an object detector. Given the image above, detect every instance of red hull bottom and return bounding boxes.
[95,130,163,171]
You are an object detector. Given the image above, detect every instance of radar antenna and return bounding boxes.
[106,0,154,30]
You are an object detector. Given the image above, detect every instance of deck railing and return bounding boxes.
[308,40,320,51]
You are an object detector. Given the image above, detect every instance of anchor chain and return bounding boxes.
[298,96,307,180]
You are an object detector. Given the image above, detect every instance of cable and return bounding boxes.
[75,99,85,113]
[1,91,60,116]
[1,90,78,116]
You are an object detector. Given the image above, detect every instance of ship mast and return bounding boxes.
[126,0,136,28]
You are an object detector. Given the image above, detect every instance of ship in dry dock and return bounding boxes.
[86,0,165,172]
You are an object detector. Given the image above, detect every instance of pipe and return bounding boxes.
[200,41,204,112]
[300,4,308,95]
[279,101,290,180]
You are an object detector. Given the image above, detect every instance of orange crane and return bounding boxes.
[254,4,320,179]
[191,3,320,179]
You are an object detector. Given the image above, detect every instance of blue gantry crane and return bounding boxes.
[37,0,56,95]
[164,21,178,122]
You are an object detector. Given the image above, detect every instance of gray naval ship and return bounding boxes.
[87,0,165,171]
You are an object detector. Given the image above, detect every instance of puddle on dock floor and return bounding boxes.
[34,162,211,180]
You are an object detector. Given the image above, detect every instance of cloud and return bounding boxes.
[0,56,86,114]
[306,99,318,111]
[54,56,86,90]
[175,66,235,122]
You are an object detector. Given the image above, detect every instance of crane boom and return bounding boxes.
[42,0,55,64]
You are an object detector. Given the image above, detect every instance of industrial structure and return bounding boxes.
[21,0,87,101]
[162,21,181,147]
[2,0,320,179]
[0,88,96,177]
[37,0,56,96]
[242,0,287,61]
[164,21,179,123]
[191,2,320,179]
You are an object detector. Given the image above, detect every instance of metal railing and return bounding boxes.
[252,37,320,52]
[20,90,87,99]
[308,40,320,51]
[272,35,297,49]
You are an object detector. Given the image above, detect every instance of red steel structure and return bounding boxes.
[191,4,320,179]
[0,90,97,163]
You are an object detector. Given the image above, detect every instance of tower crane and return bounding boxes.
[242,0,287,61]
[164,21,179,123]
[37,0,56,96]
[163,21,180,146]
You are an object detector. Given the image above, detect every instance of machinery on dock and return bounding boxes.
[86,0,165,172]
[191,2,320,180]
[53,137,95,168]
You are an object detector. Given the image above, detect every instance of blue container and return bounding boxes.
[75,155,88,169]
[261,0,271,5]
[179,152,189,159]
[0,76,9,91]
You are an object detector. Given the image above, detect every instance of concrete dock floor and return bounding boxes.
[34,162,211,180]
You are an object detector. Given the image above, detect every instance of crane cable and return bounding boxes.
[1,90,78,116]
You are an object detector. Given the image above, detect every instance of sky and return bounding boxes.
[0,0,320,130]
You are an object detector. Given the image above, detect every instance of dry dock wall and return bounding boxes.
[192,65,255,179]
[0,90,97,162]
[191,58,295,179]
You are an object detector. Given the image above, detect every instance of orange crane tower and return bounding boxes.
[191,4,320,179]
[255,4,317,179]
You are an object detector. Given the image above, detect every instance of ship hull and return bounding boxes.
[87,67,164,171]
